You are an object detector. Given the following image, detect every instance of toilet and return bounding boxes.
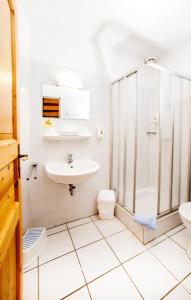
[179,202,191,259]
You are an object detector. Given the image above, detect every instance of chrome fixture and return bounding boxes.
[26,162,38,181]
[146,131,157,135]
[144,57,157,64]
[67,153,73,164]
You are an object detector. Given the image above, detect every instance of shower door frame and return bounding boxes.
[110,66,191,219]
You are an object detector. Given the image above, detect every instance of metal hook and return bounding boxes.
[26,162,38,181]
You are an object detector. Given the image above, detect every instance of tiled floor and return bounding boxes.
[23,216,191,300]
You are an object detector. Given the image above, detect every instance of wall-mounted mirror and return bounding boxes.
[42,83,90,120]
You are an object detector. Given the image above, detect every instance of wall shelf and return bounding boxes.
[43,132,92,141]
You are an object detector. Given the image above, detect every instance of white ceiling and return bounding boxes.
[18,0,191,52]
[17,0,191,63]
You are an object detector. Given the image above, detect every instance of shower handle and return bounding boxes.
[146,131,157,135]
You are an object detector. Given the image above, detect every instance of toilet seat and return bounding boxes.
[179,202,191,223]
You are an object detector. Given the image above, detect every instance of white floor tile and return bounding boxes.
[146,235,167,248]
[67,217,92,229]
[94,217,126,237]
[39,252,85,300]
[69,222,102,249]
[106,229,146,263]
[124,251,177,300]
[47,224,67,235]
[23,269,38,300]
[23,258,38,272]
[64,287,91,300]
[91,214,99,221]
[182,275,191,293]
[88,266,142,300]
[164,285,191,300]
[77,239,119,282]
[166,225,184,237]
[39,230,74,264]
[150,239,191,281]
[170,228,190,250]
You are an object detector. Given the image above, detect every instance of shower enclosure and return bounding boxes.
[111,64,191,219]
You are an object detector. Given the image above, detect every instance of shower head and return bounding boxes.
[144,57,157,64]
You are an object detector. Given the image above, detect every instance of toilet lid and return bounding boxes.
[179,202,191,221]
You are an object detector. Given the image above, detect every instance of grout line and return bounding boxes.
[47,214,98,232]
[23,220,149,293]
[24,226,127,273]
[165,226,185,238]
[144,225,185,251]
[24,218,189,300]
[38,250,75,267]
[160,281,181,299]
[91,219,144,299]
[67,219,93,230]
[147,243,191,299]
[168,235,187,251]
[179,273,191,296]
[90,216,99,221]
[60,284,87,300]
[47,228,68,237]
[47,220,93,236]
[90,221,191,299]
[119,248,148,265]
[161,271,191,299]
[47,222,67,231]
[148,247,182,283]
[72,238,103,251]
[145,235,168,249]
[99,227,127,239]
[23,265,38,274]
[66,223,93,300]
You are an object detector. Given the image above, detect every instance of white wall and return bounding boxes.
[18,53,110,231]
[98,44,143,81]
[159,40,191,77]
[25,61,110,229]
[16,0,147,231]
[16,5,111,231]
[16,3,32,231]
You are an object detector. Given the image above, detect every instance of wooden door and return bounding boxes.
[0,0,22,299]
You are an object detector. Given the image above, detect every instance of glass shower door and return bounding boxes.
[158,72,173,214]
[111,82,119,198]
[124,73,137,213]
[135,66,160,216]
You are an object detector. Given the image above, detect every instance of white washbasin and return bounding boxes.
[44,159,100,184]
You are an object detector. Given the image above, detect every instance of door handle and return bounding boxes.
[19,154,28,161]
[18,144,29,179]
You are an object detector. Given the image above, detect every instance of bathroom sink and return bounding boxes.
[44,159,100,184]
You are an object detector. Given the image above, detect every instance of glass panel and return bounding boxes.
[159,72,173,214]
[124,73,137,213]
[111,82,119,198]
[118,79,128,205]
[180,79,191,204]
[171,76,182,209]
[111,67,191,218]
[135,66,160,216]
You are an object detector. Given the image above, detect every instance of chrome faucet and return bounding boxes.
[67,153,73,164]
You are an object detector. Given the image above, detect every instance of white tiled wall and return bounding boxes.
[20,61,110,231]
